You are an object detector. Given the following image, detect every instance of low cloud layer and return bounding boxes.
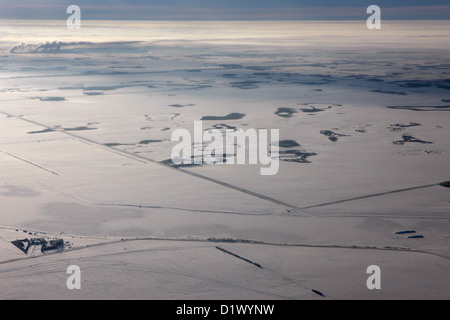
[10,41,62,54]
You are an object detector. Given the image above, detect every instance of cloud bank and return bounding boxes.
[9,41,62,54]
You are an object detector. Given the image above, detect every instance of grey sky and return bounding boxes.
[0,0,449,20]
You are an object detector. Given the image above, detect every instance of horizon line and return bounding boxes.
[2,18,450,21]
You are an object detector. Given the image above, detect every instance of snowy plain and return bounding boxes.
[0,20,449,299]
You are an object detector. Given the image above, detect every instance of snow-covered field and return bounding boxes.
[0,20,449,299]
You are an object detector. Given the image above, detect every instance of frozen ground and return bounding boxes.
[0,20,449,299]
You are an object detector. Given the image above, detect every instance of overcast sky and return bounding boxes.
[1,0,450,20]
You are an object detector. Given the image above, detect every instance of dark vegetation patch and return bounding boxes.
[201,113,246,121]
[169,104,195,108]
[275,107,297,118]
[393,135,433,145]
[104,143,131,147]
[139,140,163,145]
[28,128,55,134]
[300,103,339,113]
[160,158,203,168]
[300,106,326,113]
[279,150,317,163]
[391,122,421,128]
[320,130,349,142]
[389,122,421,131]
[62,126,97,132]
[210,124,238,131]
[279,140,301,148]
